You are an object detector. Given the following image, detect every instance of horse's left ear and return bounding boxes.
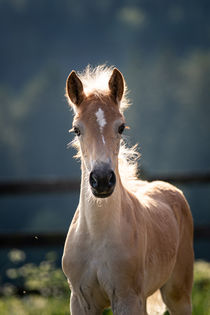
[108,68,124,104]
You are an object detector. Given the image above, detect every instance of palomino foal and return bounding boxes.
[62,66,194,315]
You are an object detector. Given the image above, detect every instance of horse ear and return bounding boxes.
[108,68,124,104]
[66,71,85,106]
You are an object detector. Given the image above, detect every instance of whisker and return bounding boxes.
[67,137,77,149]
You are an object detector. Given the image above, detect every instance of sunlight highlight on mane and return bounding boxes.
[118,141,140,189]
[68,65,130,112]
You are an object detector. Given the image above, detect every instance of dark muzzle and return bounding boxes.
[89,163,116,198]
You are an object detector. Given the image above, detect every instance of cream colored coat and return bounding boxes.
[62,66,194,315]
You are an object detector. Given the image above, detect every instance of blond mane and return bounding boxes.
[118,140,140,188]
[67,65,130,112]
[68,65,140,188]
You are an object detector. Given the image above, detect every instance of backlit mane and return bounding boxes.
[118,141,140,189]
[68,65,140,189]
[67,65,130,112]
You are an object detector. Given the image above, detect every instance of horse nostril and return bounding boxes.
[89,171,98,189]
[89,167,116,197]
[108,171,116,187]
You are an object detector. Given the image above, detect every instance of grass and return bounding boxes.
[192,260,210,314]
[0,296,69,315]
[0,250,209,314]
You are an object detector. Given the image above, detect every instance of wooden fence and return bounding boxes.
[0,172,210,248]
[1,172,210,195]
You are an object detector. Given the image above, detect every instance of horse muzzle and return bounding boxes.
[89,163,116,198]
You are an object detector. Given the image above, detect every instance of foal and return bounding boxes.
[62,66,194,315]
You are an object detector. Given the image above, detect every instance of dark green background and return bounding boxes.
[0,0,209,259]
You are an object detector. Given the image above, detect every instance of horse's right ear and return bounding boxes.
[66,71,85,106]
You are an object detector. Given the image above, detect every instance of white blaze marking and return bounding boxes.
[95,108,106,144]
[102,135,105,144]
[95,108,106,132]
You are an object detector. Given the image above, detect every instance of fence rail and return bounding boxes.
[1,171,210,195]
[0,178,80,195]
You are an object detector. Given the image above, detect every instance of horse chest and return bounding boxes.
[64,233,111,289]
[64,236,114,309]
[64,227,139,298]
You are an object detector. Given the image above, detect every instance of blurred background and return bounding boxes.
[0,0,210,305]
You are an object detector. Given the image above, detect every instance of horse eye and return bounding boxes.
[118,123,125,135]
[74,126,81,136]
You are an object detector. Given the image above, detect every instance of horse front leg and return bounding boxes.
[70,293,86,315]
[70,292,102,315]
[111,291,147,315]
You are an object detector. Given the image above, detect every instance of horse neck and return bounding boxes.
[78,160,125,236]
